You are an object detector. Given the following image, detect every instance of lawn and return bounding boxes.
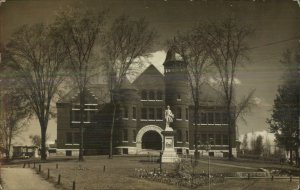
[4,155,300,190]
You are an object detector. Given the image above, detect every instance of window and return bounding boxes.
[141,90,147,100]
[185,108,189,120]
[123,129,128,141]
[176,107,182,119]
[208,112,214,124]
[149,91,155,100]
[186,131,189,142]
[201,134,207,144]
[177,130,182,142]
[149,108,155,119]
[73,133,80,144]
[222,112,228,124]
[72,110,80,122]
[157,91,162,100]
[66,133,72,144]
[141,108,147,119]
[201,113,207,124]
[208,134,214,145]
[123,107,128,118]
[132,107,136,119]
[215,112,221,124]
[177,94,181,100]
[133,130,136,142]
[216,134,222,145]
[156,108,163,120]
[223,134,229,145]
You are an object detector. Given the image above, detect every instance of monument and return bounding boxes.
[161,105,180,163]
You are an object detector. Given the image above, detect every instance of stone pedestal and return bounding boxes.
[161,130,180,163]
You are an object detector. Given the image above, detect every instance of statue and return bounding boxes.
[165,105,174,131]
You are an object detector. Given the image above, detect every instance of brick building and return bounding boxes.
[56,49,237,157]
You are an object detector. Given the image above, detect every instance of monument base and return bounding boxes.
[161,130,180,163]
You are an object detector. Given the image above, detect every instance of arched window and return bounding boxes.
[157,90,162,100]
[149,91,155,100]
[141,90,147,100]
[177,130,182,142]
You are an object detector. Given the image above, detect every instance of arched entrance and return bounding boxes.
[142,131,162,150]
[136,125,163,153]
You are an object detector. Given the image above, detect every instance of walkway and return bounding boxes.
[1,168,58,190]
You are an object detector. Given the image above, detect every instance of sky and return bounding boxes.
[0,0,300,145]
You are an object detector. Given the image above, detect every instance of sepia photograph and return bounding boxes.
[0,0,300,189]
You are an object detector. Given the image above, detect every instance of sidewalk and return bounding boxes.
[1,168,58,190]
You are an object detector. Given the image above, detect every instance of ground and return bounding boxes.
[2,155,300,190]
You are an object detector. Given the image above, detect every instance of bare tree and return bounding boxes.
[3,24,66,160]
[169,26,211,159]
[103,15,156,159]
[205,18,254,159]
[52,8,106,161]
[29,134,49,148]
[0,84,31,159]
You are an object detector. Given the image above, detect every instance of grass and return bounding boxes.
[5,155,300,190]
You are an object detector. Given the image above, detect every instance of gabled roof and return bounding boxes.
[57,84,110,104]
[132,64,164,85]
[198,82,224,106]
[120,77,137,90]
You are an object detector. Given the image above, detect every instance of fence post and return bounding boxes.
[271,175,274,181]
[248,173,250,180]
[72,181,76,190]
[57,174,61,185]
[23,163,26,168]
[56,164,58,169]
[28,162,30,168]
[47,168,50,179]
[33,162,35,169]
[39,164,41,173]
[103,165,106,173]
[290,176,292,182]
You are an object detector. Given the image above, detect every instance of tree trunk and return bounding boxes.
[193,102,200,160]
[41,126,47,160]
[79,89,85,162]
[227,105,233,160]
[109,103,117,159]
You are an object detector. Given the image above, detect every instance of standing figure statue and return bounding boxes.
[165,105,174,131]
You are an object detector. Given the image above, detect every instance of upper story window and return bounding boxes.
[222,113,228,124]
[177,94,181,101]
[123,107,128,119]
[156,108,163,120]
[149,108,155,120]
[141,108,147,119]
[201,112,207,124]
[132,107,137,120]
[149,91,155,100]
[208,112,214,124]
[176,107,182,119]
[123,129,128,142]
[215,112,221,124]
[177,130,182,142]
[141,90,147,100]
[71,104,98,124]
[185,108,189,120]
[157,91,162,100]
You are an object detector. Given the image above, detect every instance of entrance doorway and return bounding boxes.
[142,131,162,150]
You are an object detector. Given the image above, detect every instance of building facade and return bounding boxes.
[56,49,237,157]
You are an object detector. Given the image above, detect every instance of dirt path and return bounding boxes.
[1,168,58,190]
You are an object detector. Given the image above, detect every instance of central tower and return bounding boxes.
[163,48,190,154]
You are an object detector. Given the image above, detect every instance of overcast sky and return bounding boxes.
[1,0,300,145]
